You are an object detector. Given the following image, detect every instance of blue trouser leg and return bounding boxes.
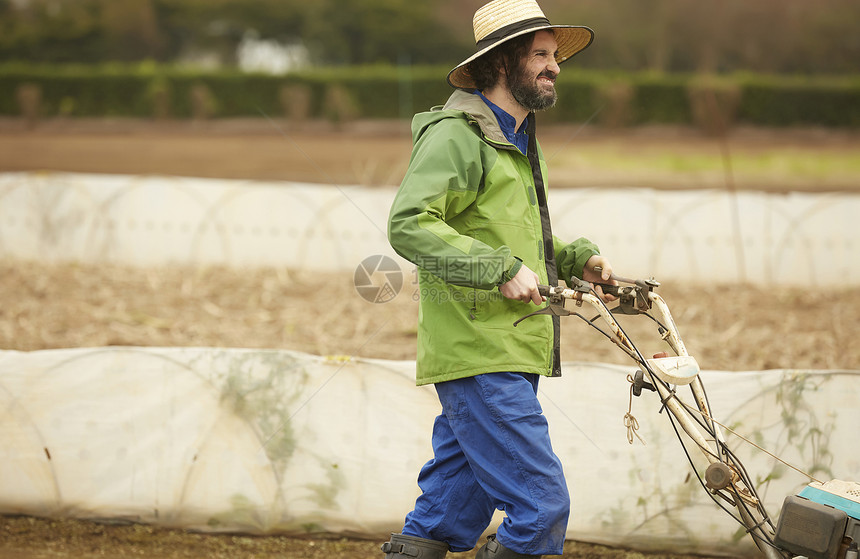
[402,411,497,548]
[402,372,570,555]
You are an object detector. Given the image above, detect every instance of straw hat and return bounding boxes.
[447,0,594,90]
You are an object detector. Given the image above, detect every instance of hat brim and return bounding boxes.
[447,25,594,90]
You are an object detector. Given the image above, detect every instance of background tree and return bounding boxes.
[0,0,103,63]
[101,0,164,61]
[156,0,308,65]
[548,0,860,74]
[301,0,461,65]
[1,0,858,73]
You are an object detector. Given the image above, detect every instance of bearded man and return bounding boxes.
[383,1,617,557]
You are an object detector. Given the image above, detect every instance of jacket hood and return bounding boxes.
[411,89,510,148]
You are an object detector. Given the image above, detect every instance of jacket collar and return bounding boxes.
[441,89,532,149]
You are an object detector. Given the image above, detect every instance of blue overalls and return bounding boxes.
[402,371,570,555]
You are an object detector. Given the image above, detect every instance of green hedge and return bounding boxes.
[2,62,859,128]
[737,75,860,127]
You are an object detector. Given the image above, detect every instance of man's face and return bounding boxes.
[508,30,561,112]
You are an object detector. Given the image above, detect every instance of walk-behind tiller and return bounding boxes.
[514,273,859,559]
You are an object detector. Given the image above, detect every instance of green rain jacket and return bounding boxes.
[388,89,599,386]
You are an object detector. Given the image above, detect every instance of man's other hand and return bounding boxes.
[583,255,618,302]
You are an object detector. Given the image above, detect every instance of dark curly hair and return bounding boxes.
[463,31,537,91]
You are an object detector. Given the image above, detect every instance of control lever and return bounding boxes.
[513,284,579,327]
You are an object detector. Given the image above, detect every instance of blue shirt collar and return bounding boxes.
[474,90,529,156]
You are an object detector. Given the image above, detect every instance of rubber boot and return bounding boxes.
[380,533,449,558]
[474,535,541,559]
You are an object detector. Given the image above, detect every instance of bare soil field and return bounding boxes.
[1,118,859,558]
[0,515,712,559]
[2,260,858,371]
[2,117,860,192]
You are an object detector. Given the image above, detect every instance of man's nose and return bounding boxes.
[549,57,561,75]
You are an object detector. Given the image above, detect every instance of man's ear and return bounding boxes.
[499,55,510,78]
[496,57,510,87]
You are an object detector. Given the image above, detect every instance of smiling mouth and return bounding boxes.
[537,72,557,86]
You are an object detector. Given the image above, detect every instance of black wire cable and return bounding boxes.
[672,393,778,528]
[619,312,776,546]
[572,312,616,341]
[662,401,746,524]
[568,283,783,551]
[660,401,783,556]
[656,371,782,550]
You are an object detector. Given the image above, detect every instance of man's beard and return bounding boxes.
[509,64,558,112]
